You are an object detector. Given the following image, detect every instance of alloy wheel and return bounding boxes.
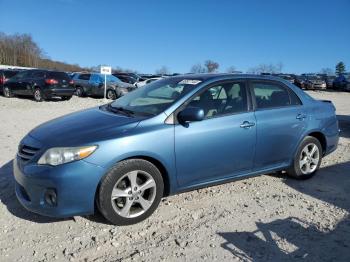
[75,87,83,97]
[3,87,10,97]
[299,143,320,174]
[34,89,42,101]
[107,90,116,100]
[111,170,156,218]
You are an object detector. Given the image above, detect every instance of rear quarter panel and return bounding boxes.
[284,83,339,157]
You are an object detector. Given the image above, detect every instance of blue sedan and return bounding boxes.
[14,74,339,225]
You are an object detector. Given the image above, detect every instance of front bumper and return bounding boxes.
[44,88,75,98]
[14,156,107,218]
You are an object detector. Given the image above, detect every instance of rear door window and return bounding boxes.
[289,89,302,106]
[4,71,19,79]
[13,70,31,80]
[78,74,91,80]
[252,82,294,109]
[32,71,46,78]
[48,72,70,80]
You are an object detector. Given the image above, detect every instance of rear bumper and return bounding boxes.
[44,88,75,97]
[323,118,339,156]
[14,157,107,218]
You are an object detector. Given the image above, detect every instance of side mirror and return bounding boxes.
[178,106,204,123]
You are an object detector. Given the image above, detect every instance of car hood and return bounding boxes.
[29,107,142,146]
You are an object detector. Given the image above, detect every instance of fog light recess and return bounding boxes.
[44,189,57,206]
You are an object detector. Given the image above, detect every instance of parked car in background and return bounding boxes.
[333,75,350,91]
[275,74,295,84]
[323,75,336,89]
[72,73,136,99]
[14,74,338,225]
[112,73,137,85]
[0,69,20,95]
[303,75,326,90]
[136,77,162,88]
[114,72,141,83]
[293,75,306,89]
[3,70,74,101]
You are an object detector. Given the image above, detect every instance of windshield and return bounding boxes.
[110,77,201,116]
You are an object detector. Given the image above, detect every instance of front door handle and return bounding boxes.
[240,121,255,129]
[296,114,307,120]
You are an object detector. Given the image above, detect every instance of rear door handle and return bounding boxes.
[240,121,255,129]
[296,114,307,120]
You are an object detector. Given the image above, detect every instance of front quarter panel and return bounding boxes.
[84,114,178,193]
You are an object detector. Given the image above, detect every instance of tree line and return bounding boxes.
[0,32,84,72]
[1,32,347,76]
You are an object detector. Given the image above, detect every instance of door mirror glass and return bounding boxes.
[178,106,204,123]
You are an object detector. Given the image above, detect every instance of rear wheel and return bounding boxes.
[287,136,322,179]
[98,159,164,225]
[3,86,13,98]
[61,96,72,101]
[33,88,44,102]
[75,87,84,97]
[106,89,117,100]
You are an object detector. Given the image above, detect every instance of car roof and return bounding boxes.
[167,73,289,82]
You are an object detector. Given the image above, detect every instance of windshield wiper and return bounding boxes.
[107,104,135,117]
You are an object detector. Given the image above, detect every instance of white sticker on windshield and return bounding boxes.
[178,79,202,85]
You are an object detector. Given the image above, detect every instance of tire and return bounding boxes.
[33,88,44,102]
[98,159,164,225]
[106,89,117,100]
[61,96,72,101]
[286,136,322,179]
[75,87,84,97]
[3,86,13,98]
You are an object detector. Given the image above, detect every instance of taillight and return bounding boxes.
[69,80,74,85]
[45,79,58,85]
[0,76,5,84]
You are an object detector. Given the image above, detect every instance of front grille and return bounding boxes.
[18,144,40,162]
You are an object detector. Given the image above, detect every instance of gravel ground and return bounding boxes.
[0,91,349,262]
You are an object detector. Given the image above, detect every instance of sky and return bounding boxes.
[0,0,349,74]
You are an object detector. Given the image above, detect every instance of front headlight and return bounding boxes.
[38,146,97,166]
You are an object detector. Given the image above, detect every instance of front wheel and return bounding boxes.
[75,87,84,97]
[98,159,164,225]
[61,96,72,101]
[287,136,322,179]
[3,86,13,98]
[33,88,44,102]
[106,89,117,100]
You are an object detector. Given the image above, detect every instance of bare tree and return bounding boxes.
[0,31,84,72]
[226,66,237,73]
[247,63,283,74]
[320,68,334,75]
[204,60,219,73]
[276,62,283,73]
[190,63,206,73]
[155,66,170,75]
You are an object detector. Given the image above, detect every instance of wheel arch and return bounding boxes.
[306,131,327,155]
[122,155,171,197]
[94,155,172,210]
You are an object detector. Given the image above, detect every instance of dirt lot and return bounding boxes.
[0,91,349,262]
